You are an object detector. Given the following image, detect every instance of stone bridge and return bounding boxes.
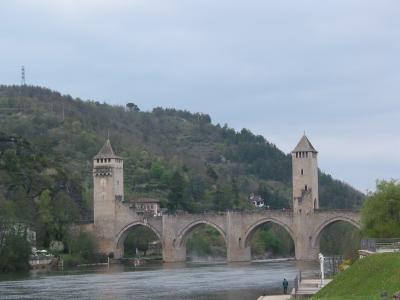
[88,135,362,262]
[94,201,360,262]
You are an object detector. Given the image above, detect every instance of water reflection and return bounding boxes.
[0,261,318,300]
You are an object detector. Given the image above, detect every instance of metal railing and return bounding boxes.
[361,238,400,252]
[294,275,299,292]
[325,255,344,277]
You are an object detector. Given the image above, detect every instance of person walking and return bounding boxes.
[282,278,289,294]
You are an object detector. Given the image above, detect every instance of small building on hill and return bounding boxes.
[130,198,162,217]
[0,134,18,150]
[249,193,265,208]
[0,222,36,245]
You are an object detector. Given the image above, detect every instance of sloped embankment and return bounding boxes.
[312,253,400,300]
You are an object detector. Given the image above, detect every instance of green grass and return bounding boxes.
[311,253,400,300]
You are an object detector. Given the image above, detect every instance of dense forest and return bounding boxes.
[0,85,365,267]
[0,85,364,216]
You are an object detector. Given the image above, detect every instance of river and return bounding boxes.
[0,260,319,300]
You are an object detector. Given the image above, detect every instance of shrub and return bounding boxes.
[0,233,31,273]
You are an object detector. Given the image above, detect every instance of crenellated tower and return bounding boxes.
[93,139,124,252]
[292,135,319,214]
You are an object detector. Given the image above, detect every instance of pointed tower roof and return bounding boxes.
[94,139,121,159]
[292,135,318,153]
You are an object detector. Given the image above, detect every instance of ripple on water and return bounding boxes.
[0,261,318,300]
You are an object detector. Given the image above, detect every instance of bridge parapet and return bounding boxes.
[313,209,361,226]
[315,208,361,213]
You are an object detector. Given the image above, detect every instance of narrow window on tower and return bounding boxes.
[301,169,303,175]
[305,184,308,191]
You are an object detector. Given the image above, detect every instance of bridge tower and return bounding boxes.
[292,134,319,214]
[292,134,321,260]
[93,139,124,254]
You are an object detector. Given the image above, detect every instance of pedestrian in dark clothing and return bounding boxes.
[282,278,289,294]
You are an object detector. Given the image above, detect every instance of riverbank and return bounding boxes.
[311,253,400,299]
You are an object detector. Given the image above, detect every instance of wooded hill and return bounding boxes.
[0,85,364,222]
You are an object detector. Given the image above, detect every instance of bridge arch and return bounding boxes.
[244,218,295,248]
[115,221,163,257]
[311,216,361,249]
[177,220,226,247]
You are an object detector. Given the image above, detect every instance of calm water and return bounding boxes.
[0,261,318,300]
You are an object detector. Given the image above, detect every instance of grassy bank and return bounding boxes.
[312,253,400,300]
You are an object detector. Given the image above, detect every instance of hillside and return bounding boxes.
[313,253,400,299]
[0,85,364,219]
[0,132,84,248]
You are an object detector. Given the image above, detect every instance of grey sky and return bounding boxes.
[1,0,399,193]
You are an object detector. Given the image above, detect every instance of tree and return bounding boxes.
[52,192,79,242]
[124,226,159,257]
[0,226,31,273]
[206,165,218,182]
[213,184,233,211]
[67,230,97,262]
[257,183,288,209]
[38,189,54,247]
[250,223,294,258]
[126,102,140,112]
[167,171,186,212]
[231,177,240,207]
[361,180,400,238]
[38,190,78,247]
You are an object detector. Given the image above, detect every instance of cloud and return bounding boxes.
[0,0,399,192]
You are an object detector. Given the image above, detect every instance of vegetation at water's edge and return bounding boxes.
[250,223,294,259]
[186,225,227,260]
[0,228,31,273]
[320,222,361,260]
[124,226,161,258]
[60,231,102,267]
[312,253,400,300]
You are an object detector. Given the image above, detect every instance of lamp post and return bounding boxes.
[318,253,325,287]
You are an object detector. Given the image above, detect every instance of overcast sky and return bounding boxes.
[1,0,399,193]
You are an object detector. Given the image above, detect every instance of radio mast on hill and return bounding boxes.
[21,66,26,85]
